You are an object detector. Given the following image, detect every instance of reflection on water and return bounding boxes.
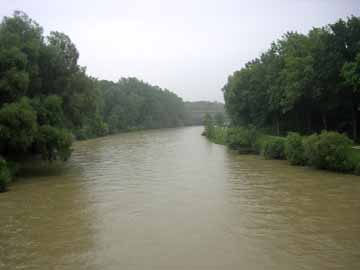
[0,126,359,269]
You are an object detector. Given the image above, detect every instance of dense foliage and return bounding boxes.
[284,132,306,165]
[226,126,258,151]
[223,16,360,141]
[261,137,285,159]
[202,113,214,138]
[98,78,186,134]
[303,131,354,172]
[204,124,360,174]
[0,11,187,191]
[184,101,225,126]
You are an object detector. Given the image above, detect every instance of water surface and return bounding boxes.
[1,126,359,269]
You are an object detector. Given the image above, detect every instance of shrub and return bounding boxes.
[205,124,215,139]
[214,112,225,126]
[0,97,38,152]
[0,160,11,192]
[203,113,215,138]
[303,131,354,172]
[78,116,110,139]
[347,148,360,170]
[35,125,73,161]
[209,126,227,145]
[261,136,285,159]
[254,134,270,154]
[31,95,65,127]
[226,126,258,150]
[303,133,318,163]
[285,132,306,165]
[91,116,109,137]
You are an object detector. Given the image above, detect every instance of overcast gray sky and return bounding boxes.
[1,0,359,102]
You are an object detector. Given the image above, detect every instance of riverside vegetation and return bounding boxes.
[203,116,360,175]
[0,11,226,192]
[0,11,212,192]
[203,15,360,176]
[222,16,360,141]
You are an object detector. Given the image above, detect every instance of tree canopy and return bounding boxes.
[0,11,187,163]
[223,16,360,140]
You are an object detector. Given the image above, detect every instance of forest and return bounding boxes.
[204,15,360,175]
[184,101,225,125]
[223,15,360,141]
[0,11,187,191]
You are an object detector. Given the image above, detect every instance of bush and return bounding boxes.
[303,133,318,163]
[0,160,11,192]
[285,132,306,165]
[253,134,270,154]
[209,126,227,145]
[91,116,109,137]
[261,136,285,159]
[35,125,73,161]
[347,148,360,169]
[303,131,354,172]
[226,126,258,150]
[203,113,215,138]
[204,124,215,139]
[0,97,38,152]
[31,95,65,127]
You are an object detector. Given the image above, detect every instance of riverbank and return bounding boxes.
[203,126,360,175]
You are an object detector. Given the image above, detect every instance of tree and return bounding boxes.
[342,52,360,140]
[0,11,190,191]
[98,78,186,133]
[35,125,73,161]
[329,16,360,140]
[0,11,43,103]
[223,15,360,140]
[203,113,214,137]
[261,42,285,135]
[279,32,317,133]
[31,95,65,127]
[214,112,225,126]
[307,27,341,131]
[0,97,37,154]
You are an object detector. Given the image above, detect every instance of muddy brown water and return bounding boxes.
[1,126,359,269]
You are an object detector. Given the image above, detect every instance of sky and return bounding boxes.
[1,0,359,102]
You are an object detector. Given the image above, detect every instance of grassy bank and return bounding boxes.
[203,126,360,175]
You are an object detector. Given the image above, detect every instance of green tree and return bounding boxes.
[342,52,360,140]
[31,95,65,127]
[0,97,37,154]
[214,112,225,126]
[0,11,43,103]
[35,125,73,161]
[223,15,360,140]
[203,113,214,137]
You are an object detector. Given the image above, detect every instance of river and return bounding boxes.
[0,126,359,269]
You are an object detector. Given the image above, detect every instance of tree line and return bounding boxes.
[223,15,360,141]
[0,11,187,191]
[184,101,225,125]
